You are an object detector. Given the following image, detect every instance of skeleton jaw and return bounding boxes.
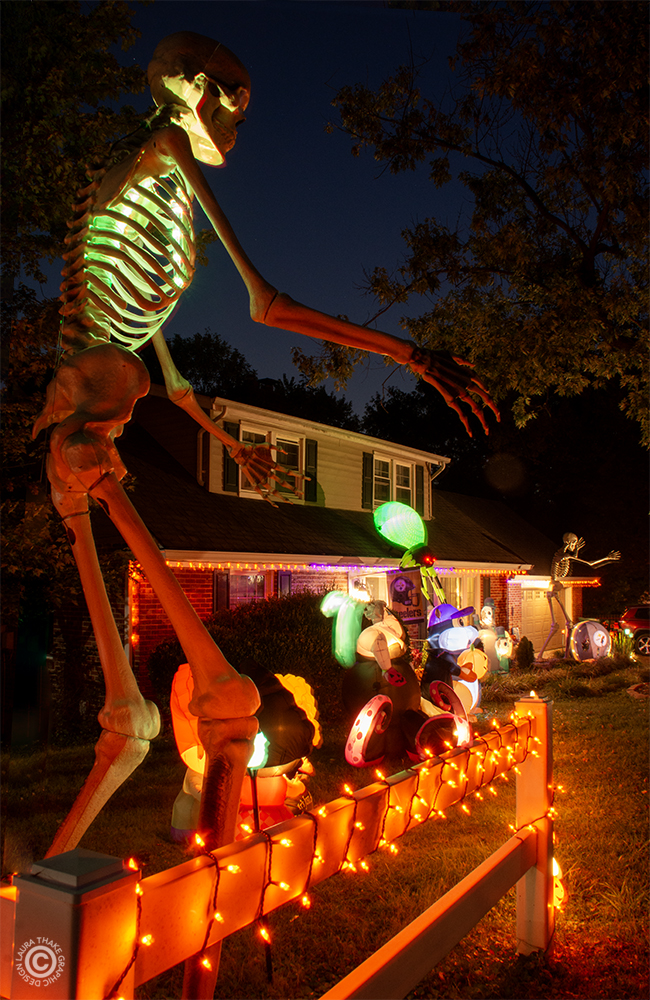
[158,73,247,166]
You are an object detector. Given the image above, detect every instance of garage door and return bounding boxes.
[520,588,565,656]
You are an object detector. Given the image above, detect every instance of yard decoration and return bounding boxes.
[423,603,487,717]
[3,696,558,999]
[170,662,320,841]
[27,30,495,997]
[537,532,620,660]
[320,594,472,766]
[373,502,447,605]
[478,597,514,673]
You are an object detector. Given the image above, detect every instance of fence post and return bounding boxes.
[514,693,554,955]
[8,848,139,1000]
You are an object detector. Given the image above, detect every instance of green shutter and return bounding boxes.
[213,571,230,611]
[362,452,373,509]
[304,439,318,503]
[415,464,425,515]
[223,420,239,492]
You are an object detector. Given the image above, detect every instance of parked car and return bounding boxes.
[607,606,650,656]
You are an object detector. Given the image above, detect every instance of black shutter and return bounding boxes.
[223,420,239,492]
[362,452,373,509]
[213,572,230,611]
[415,464,425,515]
[304,438,318,503]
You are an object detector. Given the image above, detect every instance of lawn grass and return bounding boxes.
[2,655,648,999]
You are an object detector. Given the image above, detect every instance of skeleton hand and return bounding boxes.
[409,348,499,437]
[230,442,306,505]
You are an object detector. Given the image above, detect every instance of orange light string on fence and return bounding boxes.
[104,874,143,1000]
[196,844,223,965]
[340,785,360,872]
[158,711,538,989]
[249,828,276,981]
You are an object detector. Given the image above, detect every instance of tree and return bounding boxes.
[141,330,361,431]
[140,330,258,400]
[362,379,649,613]
[1,0,146,295]
[329,1,648,443]
[1,2,147,652]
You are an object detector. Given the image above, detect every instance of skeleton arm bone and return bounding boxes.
[149,329,305,502]
[157,125,498,436]
[570,552,621,569]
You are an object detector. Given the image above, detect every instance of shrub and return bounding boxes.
[513,636,535,671]
[147,592,346,725]
[612,629,634,659]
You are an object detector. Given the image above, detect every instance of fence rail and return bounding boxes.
[1,694,554,1000]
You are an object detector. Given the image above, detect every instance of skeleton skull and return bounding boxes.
[562,532,584,553]
[147,31,250,166]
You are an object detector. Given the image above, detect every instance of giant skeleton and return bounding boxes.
[32,34,497,989]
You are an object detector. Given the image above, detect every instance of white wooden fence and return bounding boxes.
[1,694,554,999]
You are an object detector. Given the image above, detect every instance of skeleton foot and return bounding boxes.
[46,730,152,857]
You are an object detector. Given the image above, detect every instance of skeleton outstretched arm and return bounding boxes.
[156,125,498,437]
[572,552,621,570]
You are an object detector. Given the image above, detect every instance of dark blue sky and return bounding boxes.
[106,0,467,413]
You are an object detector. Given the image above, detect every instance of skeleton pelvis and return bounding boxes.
[35,342,150,493]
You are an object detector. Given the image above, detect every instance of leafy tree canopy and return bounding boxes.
[1,0,147,291]
[1,0,148,625]
[327,0,648,443]
[141,330,361,431]
[362,380,649,612]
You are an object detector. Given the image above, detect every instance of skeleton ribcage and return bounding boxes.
[61,169,195,351]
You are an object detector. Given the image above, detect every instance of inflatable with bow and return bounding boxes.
[170,659,320,840]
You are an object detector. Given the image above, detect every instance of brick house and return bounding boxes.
[87,385,599,685]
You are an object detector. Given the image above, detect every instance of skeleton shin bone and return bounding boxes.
[40,342,258,856]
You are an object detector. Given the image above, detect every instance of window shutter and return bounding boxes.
[213,572,230,611]
[362,452,373,509]
[415,464,425,515]
[222,421,239,492]
[304,439,318,503]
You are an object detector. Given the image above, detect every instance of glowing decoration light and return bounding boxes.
[569,620,612,660]
[374,502,427,549]
[321,590,366,667]
[553,857,567,910]
[249,732,270,769]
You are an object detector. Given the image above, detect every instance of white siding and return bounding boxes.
[202,395,447,516]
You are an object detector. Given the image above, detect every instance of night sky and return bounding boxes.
[99,0,468,413]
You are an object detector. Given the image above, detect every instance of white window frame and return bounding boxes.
[239,427,304,499]
[372,455,415,509]
[394,462,412,506]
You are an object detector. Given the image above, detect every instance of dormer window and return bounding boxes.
[395,464,412,505]
[222,421,318,502]
[363,452,425,515]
